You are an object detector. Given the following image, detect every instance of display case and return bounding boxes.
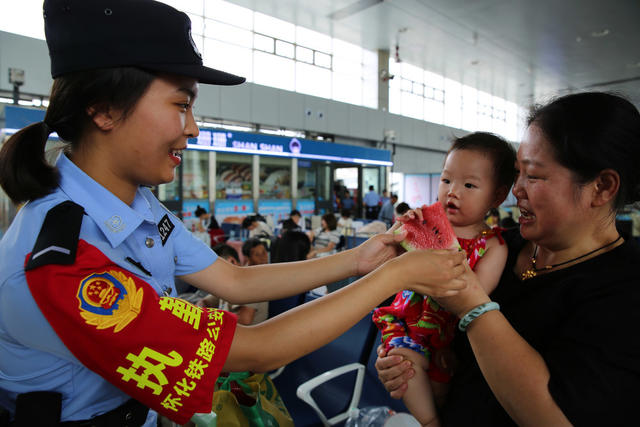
[216,153,252,200]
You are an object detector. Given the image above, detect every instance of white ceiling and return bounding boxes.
[225,0,640,109]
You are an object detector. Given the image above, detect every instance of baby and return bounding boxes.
[373,132,516,426]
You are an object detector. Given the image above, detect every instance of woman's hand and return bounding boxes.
[375,345,415,399]
[433,262,491,317]
[354,222,406,275]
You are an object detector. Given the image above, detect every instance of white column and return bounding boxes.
[291,157,298,209]
[208,151,216,214]
[252,154,260,213]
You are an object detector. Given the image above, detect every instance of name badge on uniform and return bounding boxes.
[158,215,175,246]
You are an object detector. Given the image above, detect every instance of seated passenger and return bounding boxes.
[307,213,341,258]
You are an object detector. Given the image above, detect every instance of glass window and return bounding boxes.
[403,93,424,120]
[254,12,295,42]
[204,0,253,29]
[296,62,331,98]
[260,157,291,199]
[332,72,362,105]
[424,70,444,90]
[297,161,318,200]
[314,51,332,69]
[253,51,295,91]
[444,78,462,129]
[424,98,444,124]
[276,40,295,58]
[296,46,314,63]
[402,62,423,83]
[389,81,402,115]
[333,38,361,60]
[182,150,209,199]
[296,26,332,53]
[362,74,378,109]
[203,39,253,82]
[216,154,252,200]
[205,19,253,48]
[254,33,274,53]
[462,85,478,131]
[401,78,413,92]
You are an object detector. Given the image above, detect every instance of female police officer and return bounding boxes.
[0,1,467,425]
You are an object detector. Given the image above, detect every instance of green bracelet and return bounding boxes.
[458,302,500,332]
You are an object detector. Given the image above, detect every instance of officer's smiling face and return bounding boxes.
[107,74,199,190]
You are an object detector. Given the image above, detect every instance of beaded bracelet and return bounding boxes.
[458,301,500,332]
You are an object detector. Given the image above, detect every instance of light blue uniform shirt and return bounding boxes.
[0,154,217,424]
[363,190,380,207]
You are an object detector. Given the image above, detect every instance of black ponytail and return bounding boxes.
[0,67,155,204]
[0,121,58,204]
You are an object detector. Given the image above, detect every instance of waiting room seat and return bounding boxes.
[296,363,365,426]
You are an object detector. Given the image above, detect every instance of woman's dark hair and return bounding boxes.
[290,209,301,217]
[395,202,410,215]
[208,215,220,230]
[0,67,155,204]
[212,243,240,264]
[322,213,337,231]
[528,92,640,209]
[271,231,311,263]
[241,238,268,257]
[242,215,257,229]
[194,205,207,218]
[448,132,517,191]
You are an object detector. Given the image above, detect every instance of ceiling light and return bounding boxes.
[590,29,610,38]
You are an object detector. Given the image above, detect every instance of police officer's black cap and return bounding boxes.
[43,0,245,85]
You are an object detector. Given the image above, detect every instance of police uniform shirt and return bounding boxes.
[0,153,218,424]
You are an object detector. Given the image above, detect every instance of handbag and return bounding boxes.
[213,372,294,427]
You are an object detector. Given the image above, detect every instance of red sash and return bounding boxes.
[25,239,237,424]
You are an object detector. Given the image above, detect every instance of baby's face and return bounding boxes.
[438,149,499,228]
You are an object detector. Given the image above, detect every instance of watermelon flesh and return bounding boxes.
[395,202,460,251]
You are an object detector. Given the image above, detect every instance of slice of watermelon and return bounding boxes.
[395,202,460,251]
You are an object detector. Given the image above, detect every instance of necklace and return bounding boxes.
[521,235,622,280]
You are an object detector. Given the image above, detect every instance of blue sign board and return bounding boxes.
[258,199,292,222]
[296,199,315,216]
[188,129,392,166]
[214,199,254,220]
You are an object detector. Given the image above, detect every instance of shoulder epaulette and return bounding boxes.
[25,201,85,271]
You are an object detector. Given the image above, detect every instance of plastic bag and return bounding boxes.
[345,406,395,427]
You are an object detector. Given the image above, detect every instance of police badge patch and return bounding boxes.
[158,215,175,246]
[77,270,143,332]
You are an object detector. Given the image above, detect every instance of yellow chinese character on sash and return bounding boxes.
[184,359,209,380]
[161,393,183,412]
[174,378,197,397]
[116,347,183,395]
[208,309,224,324]
[159,297,202,330]
[207,326,220,341]
[196,338,216,362]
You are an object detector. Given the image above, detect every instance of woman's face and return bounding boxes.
[108,74,199,187]
[513,125,591,248]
